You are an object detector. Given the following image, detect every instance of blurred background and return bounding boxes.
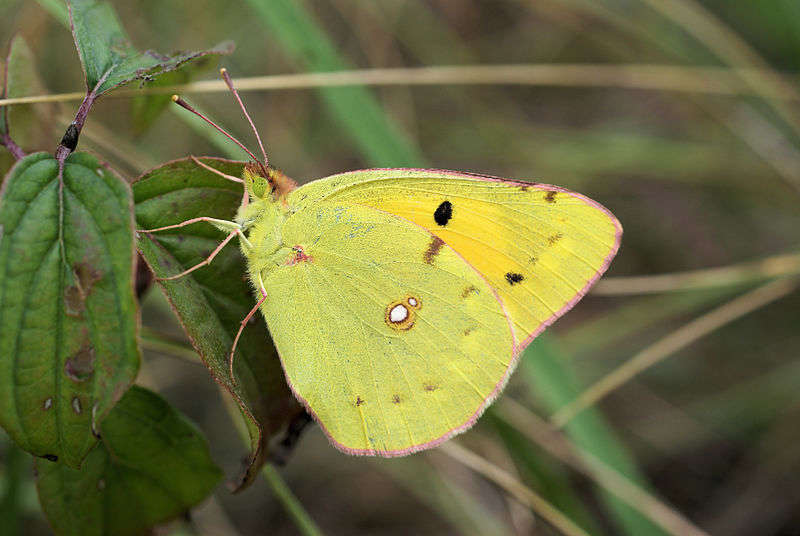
[2,0,800,534]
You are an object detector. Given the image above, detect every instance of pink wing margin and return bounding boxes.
[278,168,623,457]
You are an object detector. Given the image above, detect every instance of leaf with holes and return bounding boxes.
[0,152,139,467]
[36,385,222,536]
[66,0,233,95]
[133,157,301,490]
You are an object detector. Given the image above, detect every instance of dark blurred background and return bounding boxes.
[2,1,800,534]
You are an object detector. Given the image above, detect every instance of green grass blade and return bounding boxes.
[488,412,603,534]
[243,0,423,166]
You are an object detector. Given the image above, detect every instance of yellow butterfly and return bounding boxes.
[143,71,621,457]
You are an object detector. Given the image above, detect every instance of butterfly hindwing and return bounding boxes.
[260,202,514,455]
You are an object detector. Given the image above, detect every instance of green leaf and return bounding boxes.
[0,152,140,467]
[244,0,423,166]
[0,437,28,535]
[66,0,233,95]
[1,35,35,136]
[521,338,669,536]
[130,55,219,135]
[36,386,222,536]
[35,0,69,26]
[133,157,302,490]
[0,34,54,167]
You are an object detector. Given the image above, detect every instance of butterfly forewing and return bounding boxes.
[289,169,622,350]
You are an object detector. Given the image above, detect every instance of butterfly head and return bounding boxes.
[243,162,297,203]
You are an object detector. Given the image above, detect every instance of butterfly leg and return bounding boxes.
[139,217,250,281]
[190,155,249,207]
[137,216,239,234]
[228,275,268,383]
[157,228,238,281]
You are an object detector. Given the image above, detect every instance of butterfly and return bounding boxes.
[142,70,622,457]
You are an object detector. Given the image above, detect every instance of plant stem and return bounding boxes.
[261,464,323,536]
[54,89,97,163]
[4,64,800,108]
[438,442,591,536]
[0,132,24,159]
[497,399,711,536]
[55,67,112,164]
[220,391,324,536]
[593,251,800,295]
[552,277,800,427]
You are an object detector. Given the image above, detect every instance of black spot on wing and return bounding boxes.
[544,191,557,203]
[434,201,452,226]
[505,272,524,285]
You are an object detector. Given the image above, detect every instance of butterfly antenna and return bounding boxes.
[220,68,269,172]
[171,95,262,165]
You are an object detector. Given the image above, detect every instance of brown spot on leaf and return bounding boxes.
[65,341,95,382]
[423,236,445,265]
[548,233,564,246]
[76,263,102,291]
[64,263,102,317]
[64,286,84,317]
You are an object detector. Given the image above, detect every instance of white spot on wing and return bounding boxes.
[389,304,409,323]
[407,297,418,307]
